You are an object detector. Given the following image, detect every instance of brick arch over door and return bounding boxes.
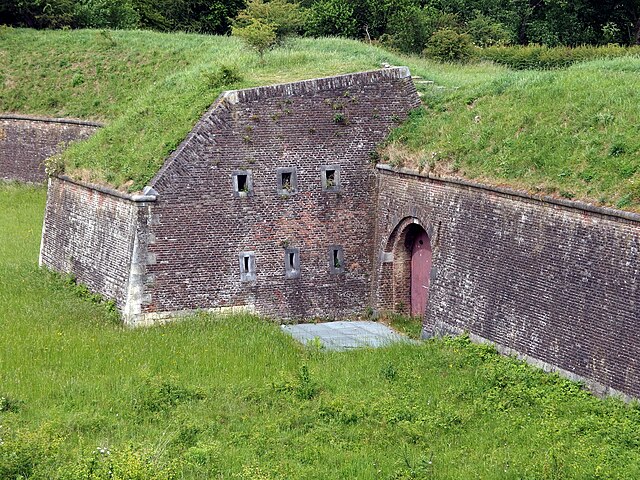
[379,217,434,317]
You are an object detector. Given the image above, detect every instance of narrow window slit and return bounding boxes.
[282,172,292,191]
[285,247,300,279]
[237,174,248,192]
[329,245,344,274]
[243,255,250,271]
[325,169,336,188]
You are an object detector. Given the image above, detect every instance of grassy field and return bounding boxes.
[3,28,640,210]
[3,183,640,478]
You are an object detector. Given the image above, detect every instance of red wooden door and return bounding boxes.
[411,230,432,317]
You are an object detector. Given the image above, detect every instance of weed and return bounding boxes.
[380,362,397,381]
[134,377,206,414]
[0,394,22,413]
[204,64,243,89]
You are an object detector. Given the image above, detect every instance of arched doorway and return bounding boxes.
[410,229,432,317]
[381,218,433,318]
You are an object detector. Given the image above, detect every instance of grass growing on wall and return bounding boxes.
[4,28,640,209]
[386,57,640,211]
[1,28,501,191]
[3,183,640,478]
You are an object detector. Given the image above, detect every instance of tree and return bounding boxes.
[234,0,304,38]
[232,19,277,59]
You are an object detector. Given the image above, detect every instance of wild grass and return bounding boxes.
[386,57,640,211]
[4,29,640,209]
[3,183,640,478]
[0,28,507,191]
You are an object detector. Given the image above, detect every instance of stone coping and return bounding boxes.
[377,163,640,225]
[56,175,157,202]
[0,113,104,128]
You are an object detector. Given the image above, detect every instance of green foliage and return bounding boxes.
[234,0,304,39]
[73,0,139,29]
[479,44,640,70]
[0,426,62,479]
[63,446,174,480]
[0,394,23,413]
[384,5,458,55]
[466,11,512,47]
[232,19,278,58]
[387,55,640,211]
[424,28,474,62]
[204,64,243,88]
[134,377,206,414]
[305,0,358,38]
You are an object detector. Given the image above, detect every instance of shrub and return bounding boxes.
[204,65,243,89]
[385,6,460,55]
[466,12,512,47]
[305,0,357,38]
[478,44,640,70]
[232,19,277,59]
[73,0,139,29]
[424,28,474,63]
[234,0,304,39]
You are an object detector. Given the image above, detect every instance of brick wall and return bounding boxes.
[375,166,640,398]
[0,115,100,183]
[141,68,420,321]
[39,177,145,309]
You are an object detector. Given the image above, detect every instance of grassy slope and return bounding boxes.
[388,57,640,210]
[3,183,640,478]
[1,28,505,191]
[3,28,640,209]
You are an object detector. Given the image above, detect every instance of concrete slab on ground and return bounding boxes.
[281,321,414,351]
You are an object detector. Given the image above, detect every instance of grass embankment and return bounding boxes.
[3,28,640,208]
[3,183,640,478]
[387,57,640,211]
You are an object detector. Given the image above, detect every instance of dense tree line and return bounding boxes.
[3,0,640,48]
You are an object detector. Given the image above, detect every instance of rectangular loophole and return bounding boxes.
[233,170,253,197]
[321,165,340,192]
[285,247,300,279]
[326,170,335,187]
[282,172,292,191]
[328,245,344,274]
[237,174,247,191]
[277,167,297,195]
[239,251,256,282]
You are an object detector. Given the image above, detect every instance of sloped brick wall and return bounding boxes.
[142,68,420,321]
[0,115,100,183]
[375,166,640,398]
[40,177,142,309]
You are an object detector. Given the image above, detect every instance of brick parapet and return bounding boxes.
[375,166,640,398]
[0,116,100,183]
[39,177,149,309]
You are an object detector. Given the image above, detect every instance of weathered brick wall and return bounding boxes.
[0,115,99,183]
[142,68,420,321]
[40,177,141,309]
[375,167,640,398]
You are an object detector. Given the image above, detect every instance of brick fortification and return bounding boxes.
[40,68,421,324]
[143,67,420,322]
[0,115,100,183]
[39,176,155,312]
[374,166,639,399]
[38,68,640,399]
